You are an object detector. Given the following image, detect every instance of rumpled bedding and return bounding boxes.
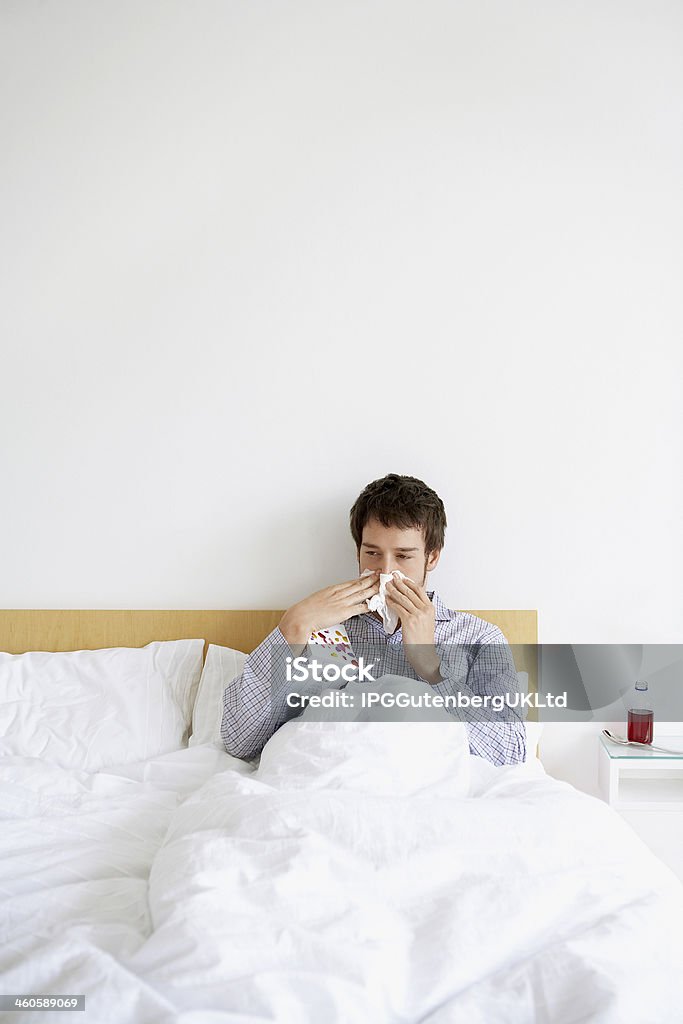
[2,722,683,1024]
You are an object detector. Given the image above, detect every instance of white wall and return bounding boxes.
[1,1,681,791]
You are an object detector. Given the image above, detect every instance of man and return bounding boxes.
[221,473,526,765]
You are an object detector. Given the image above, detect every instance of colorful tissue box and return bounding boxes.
[307,625,358,666]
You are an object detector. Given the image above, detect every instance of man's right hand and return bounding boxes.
[279,571,380,646]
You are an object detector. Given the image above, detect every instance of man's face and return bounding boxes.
[357,518,441,588]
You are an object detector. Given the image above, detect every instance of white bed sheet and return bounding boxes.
[2,734,683,1024]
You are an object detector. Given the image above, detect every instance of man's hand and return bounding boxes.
[385,575,442,684]
[279,572,380,646]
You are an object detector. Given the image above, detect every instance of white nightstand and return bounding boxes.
[598,733,683,883]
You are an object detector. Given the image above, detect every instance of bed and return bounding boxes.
[2,609,683,1024]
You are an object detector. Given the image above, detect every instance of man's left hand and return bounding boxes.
[385,576,442,684]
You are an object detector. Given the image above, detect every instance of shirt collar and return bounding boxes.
[429,590,455,621]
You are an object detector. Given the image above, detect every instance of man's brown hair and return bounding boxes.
[349,473,447,555]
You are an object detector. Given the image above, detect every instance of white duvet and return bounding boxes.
[2,721,683,1024]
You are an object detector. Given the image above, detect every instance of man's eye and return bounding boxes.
[366,553,412,559]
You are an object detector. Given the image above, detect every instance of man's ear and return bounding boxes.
[426,548,441,572]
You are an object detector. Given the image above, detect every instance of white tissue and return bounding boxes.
[361,568,409,634]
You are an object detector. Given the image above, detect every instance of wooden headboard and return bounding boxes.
[0,608,538,693]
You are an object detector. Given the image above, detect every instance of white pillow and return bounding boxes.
[259,718,472,797]
[0,639,204,771]
[189,643,247,747]
[258,675,471,797]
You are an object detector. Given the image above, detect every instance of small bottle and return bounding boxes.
[627,679,653,744]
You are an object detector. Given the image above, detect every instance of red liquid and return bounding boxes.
[628,709,654,744]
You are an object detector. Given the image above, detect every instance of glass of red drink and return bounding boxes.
[628,709,654,744]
